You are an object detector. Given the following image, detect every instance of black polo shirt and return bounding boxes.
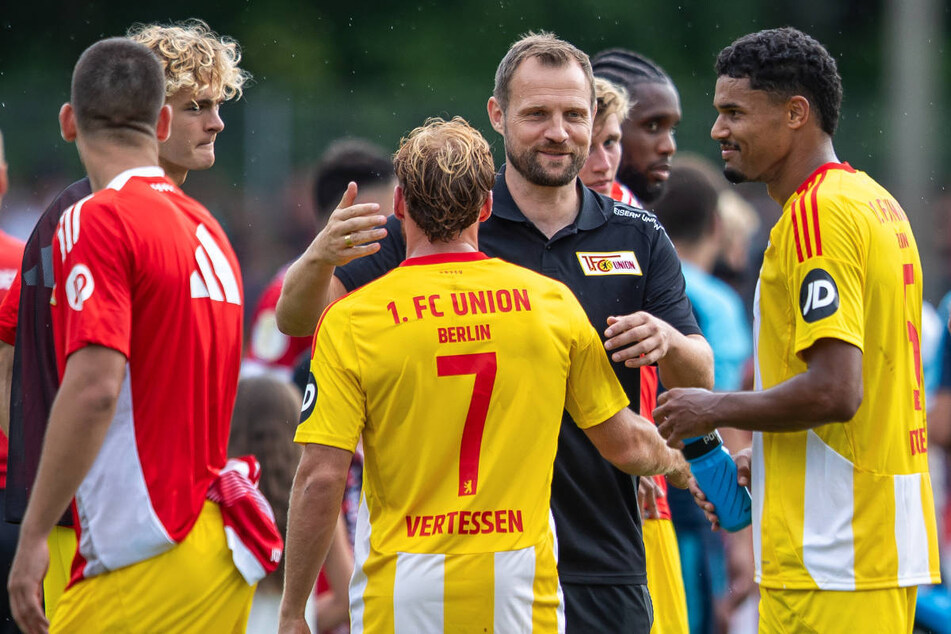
[6,178,91,524]
[337,166,699,585]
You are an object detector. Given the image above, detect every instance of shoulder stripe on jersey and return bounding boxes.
[810,171,827,256]
[798,196,812,259]
[790,202,805,263]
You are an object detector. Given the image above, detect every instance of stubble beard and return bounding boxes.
[616,163,665,205]
[506,141,585,188]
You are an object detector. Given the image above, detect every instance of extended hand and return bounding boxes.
[603,312,673,368]
[8,534,50,634]
[638,476,664,519]
[654,388,721,448]
[308,182,388,267]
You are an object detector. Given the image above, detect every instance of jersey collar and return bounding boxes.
[795,162,855,196]
[106,166,166,191]
[400,252,489,267]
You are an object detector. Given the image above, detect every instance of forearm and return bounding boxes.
[657,333,714,389]
[281,448,350,620]
[620,415,688,477]
[0,341,12,436]
[709,373,856,433]
[315,517,354,632]
[19,360,120,541]
[276,254,337,337]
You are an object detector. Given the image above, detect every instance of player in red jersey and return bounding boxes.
[0,19,251,623]
[7,38,252,634]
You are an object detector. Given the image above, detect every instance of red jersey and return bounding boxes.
[0,230,24,487]
[243,265,311,378]
[50,167,243,582]
[609,181,670,520]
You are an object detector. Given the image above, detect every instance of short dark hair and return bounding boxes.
[715,27,842,136]
[652,164,720,245]
[393,117,495,243]
[591,48,673,96]
[71,38,165,138]
[312,139,394,223]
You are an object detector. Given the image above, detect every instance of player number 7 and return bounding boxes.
[437,352,497,497]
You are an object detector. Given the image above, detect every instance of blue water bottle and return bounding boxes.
[682,431,751,532]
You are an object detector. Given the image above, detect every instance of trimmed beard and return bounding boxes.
[723,166,747,184]
[505,142,585,187]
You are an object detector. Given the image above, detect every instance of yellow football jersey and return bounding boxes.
[752,162,941,591]
[296,252,630,633]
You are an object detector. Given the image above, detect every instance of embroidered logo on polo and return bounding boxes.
[576,251,643,276]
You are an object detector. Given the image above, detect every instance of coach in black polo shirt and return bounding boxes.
[277,33,712,633]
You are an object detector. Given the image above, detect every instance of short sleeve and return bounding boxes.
[0,273,21,345]
[51,197,133,360]
[791,200,865,357]
[336,214,405,292]
[294,303,364,451]
[564,295,631,428]
[642,227,701,336]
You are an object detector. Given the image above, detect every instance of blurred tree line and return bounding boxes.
[1,0,948,296]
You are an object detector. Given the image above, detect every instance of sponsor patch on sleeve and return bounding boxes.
[299,372,317,424]
[799,268,839,322]
[576,251,643,276]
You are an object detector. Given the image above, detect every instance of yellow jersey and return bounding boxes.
[296,252,630,633]
[751,162,941,591]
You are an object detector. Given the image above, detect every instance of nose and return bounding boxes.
[711,115,728,141]
[587,145,610,174]
[545,114,569,144]
[658,129,676,158]
[207,106,225,133]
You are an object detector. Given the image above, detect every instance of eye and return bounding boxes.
[603,138,618,148]
[644,121,660,133]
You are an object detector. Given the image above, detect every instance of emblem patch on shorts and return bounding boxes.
[576,251,643,276]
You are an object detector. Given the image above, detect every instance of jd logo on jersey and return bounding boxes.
[576,251,642,276]
[799,269,839,322]
[299,372,317,424]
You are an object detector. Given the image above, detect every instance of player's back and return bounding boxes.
[307,251,627,632]
[51,168,244,579]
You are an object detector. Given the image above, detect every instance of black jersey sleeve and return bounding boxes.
[335,214,405,292]
[644,226,702,336]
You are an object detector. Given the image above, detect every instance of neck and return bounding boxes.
[79,136,161,192]
[766,135,838,207]
[404,223,480,260]
[504,166,581,239]
[160,159,188,186]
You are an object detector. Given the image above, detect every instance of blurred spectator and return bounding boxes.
[243,139,395,380]
[652,158,756,634]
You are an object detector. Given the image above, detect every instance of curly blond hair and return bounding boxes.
[594,77,631,128]
[127,19,249,101]
[393,117,495,242]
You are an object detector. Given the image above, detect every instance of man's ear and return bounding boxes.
[156,104,172,143]
[787,95,810,131]
[59,103,77,142]
[487,97,505,135]
[479,191,493,222]
[393,185,405,221]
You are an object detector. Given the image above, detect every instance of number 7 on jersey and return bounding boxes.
[437,352,497,496]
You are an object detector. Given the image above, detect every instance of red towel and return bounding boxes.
[206,456,284,585]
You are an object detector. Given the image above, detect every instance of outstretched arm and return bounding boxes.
[276,183,387,337]
[584,407,691,489]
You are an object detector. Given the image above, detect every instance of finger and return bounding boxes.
[335,202,384,224]
[624,347,662,368]
[342,226,389,249]
[603,312,650,338]
[603,325,651,352]
[337,181,359,210]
